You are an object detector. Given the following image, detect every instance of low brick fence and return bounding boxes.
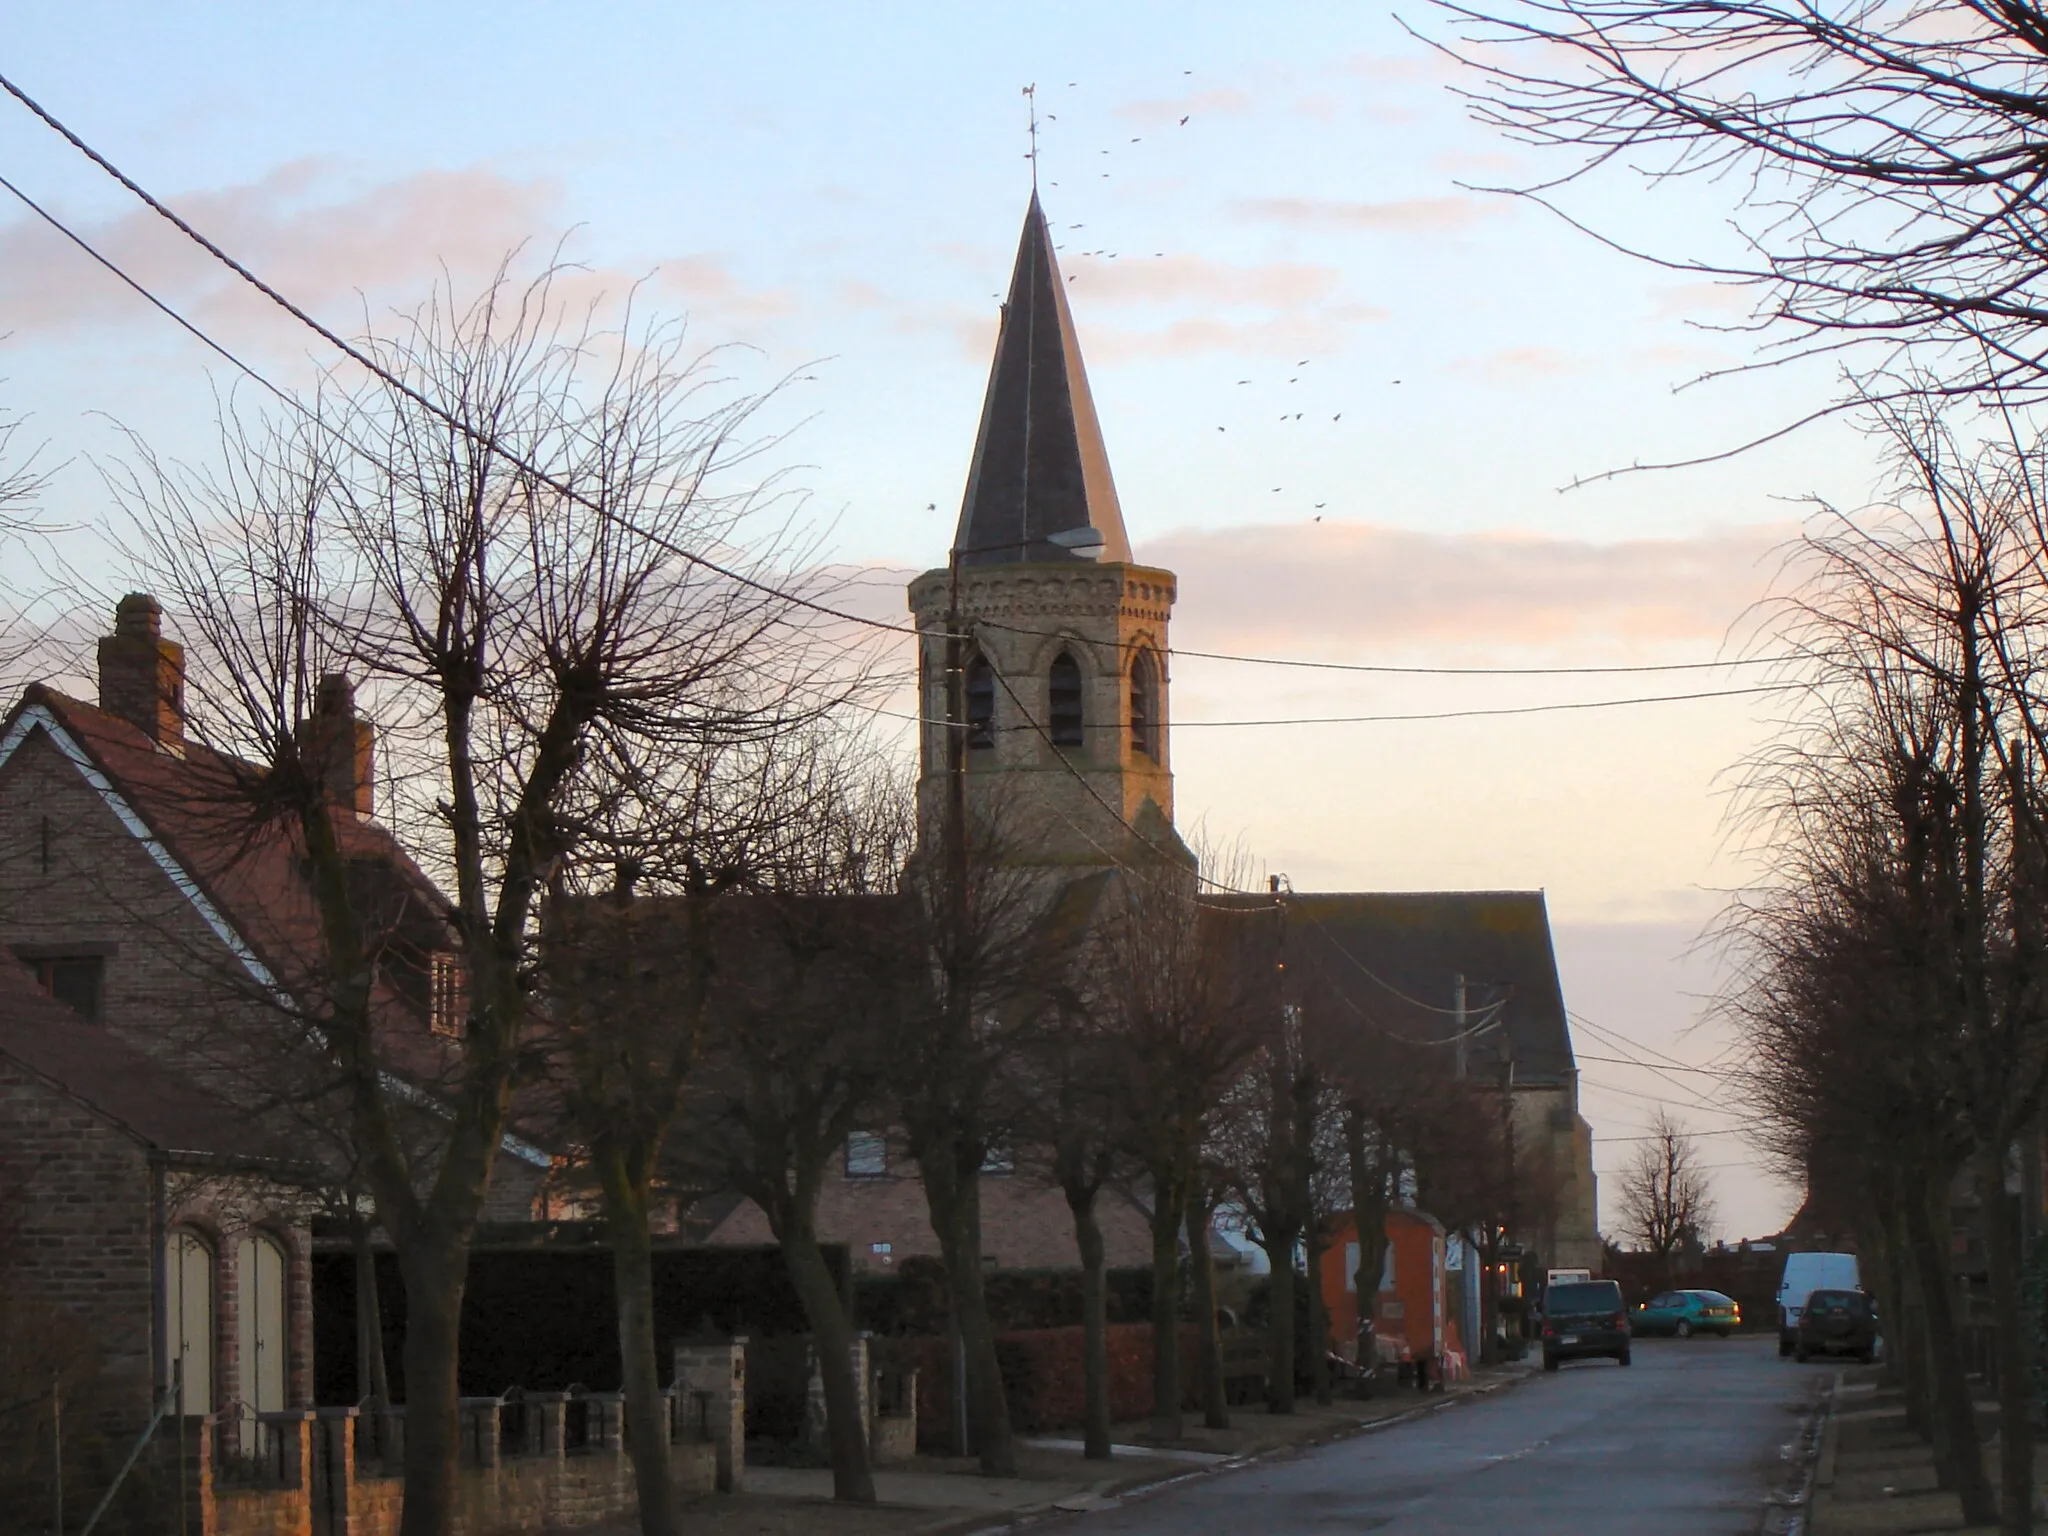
[887,1322,1261,1445]
[176,1388,718,1536]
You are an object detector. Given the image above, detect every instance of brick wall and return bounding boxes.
[707,1152,1155,1273]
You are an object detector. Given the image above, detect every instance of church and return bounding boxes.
[700,191,1602,1279]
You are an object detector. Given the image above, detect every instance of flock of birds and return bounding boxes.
[974,72,1417,527]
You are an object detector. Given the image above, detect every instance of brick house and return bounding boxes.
[0,952,319,1524]
[0,597,551,1514]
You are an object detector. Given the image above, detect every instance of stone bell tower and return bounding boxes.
[908,192,1184,873]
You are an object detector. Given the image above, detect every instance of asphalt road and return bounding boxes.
[1052,1336,1824,1535]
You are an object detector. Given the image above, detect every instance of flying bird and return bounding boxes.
[1217,426,1225,432]
[1237,379,1250,385]
[1333,413,1342,421]
[1179,115,1189,125]
[1315,515,1322,523]
[1298,359,1309,366]
[1131,137,1141,143]
[1315,502,1327,509]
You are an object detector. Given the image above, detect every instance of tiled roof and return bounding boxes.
[1203,890,1578,1084]
[0,952,300,1164]
[4,684,457,1083]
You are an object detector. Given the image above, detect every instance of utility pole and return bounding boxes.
[1453,973,1467,1080]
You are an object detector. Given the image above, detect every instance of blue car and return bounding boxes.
[1631,1289,1741,1338]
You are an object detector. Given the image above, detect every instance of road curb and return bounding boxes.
[1759,1369,1838,1536]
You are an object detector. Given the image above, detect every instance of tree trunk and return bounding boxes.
[1148,1189,1185,1438]
[1264,1225,1299,1415]
[1304,1213,1332,1406]
[1977,1145,2033,1534]
[920,1149,1014,1475]
[599,1151,679,1536]
[395,1248,465,1536]
[1185,1196,1229,1429]
[1344,1109,1384,1384]
[349,1205,391,1406]
[782,1222,877,1502]
[1905,1175,1995,1523]
[1065,1184,1112,1460]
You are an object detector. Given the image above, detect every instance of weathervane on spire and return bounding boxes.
[1023,82,1039,189]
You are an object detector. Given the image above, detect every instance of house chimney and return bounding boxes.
[295,673,376,817]
[97,594,186,745]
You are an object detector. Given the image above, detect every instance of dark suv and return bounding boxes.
[1542,1279,1631,1370]
[1794,1289,1878,1363]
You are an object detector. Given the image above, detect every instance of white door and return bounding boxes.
[166,1231,214,1414]
[237,1232,288,1417]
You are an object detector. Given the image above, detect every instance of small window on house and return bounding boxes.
[429,952,465,1038]
[846,1132,887,1178]
[965,655,995,750]
[30,956,103,1021]
[1130,650,1159,759]
[1048,651,1084,747]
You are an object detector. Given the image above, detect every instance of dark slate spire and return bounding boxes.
[952,193,1133,567]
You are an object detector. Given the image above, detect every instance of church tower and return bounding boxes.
[909,193,1183,871]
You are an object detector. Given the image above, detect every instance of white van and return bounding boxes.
[1778,1252,1860,1355]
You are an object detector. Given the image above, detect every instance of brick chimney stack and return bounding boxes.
[296,673,376,817]
[96,593,186,746]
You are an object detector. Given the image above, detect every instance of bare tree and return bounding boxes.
[1102,881,1268,1434]
[890,804,1069,1475]
[1727,405,2048,1529]
[108,262,829,1536]
[1614,1111,1715,1282]
[661,753,915,1504]
[1437,0,2048,416]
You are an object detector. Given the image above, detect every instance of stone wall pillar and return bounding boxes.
[315,1407,357,1535]
[673,1335,746,1493]
[806,1334,872,1453]
[458,1396,501,1467]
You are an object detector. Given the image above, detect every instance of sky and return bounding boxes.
[0,2,1890,1239]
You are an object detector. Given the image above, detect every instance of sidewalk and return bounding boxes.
[1808,1365,2043,1535]
[562,1360,1536,1536]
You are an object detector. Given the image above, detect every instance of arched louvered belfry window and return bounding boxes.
[965,654,995,750]
[1130,649,1159,759]
[1049,651,1084,747]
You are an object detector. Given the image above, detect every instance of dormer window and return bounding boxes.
[430,951,465,1038]
[965,655,995,750]
[1049,652,1083,747]
[1130,650,1160,759]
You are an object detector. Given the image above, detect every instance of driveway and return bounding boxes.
[1045,1335,1824,1535]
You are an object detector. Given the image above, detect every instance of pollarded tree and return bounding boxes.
[108,262,828,1536]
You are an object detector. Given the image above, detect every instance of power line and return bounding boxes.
[862,680,1795,733]
[1165,645,1798,678]
[0,71,933,651]
[1,69,1820,702]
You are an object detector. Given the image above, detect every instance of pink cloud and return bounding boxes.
[1142,521,1789,653]
[1237,195,1503,233]
[0,162,788,342]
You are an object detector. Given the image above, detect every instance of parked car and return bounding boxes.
[1541,1279,1631,1371]
[1794,1289,1878,1363]
[1631,1289,1741,1338]
[1778,1252,1860,1356]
